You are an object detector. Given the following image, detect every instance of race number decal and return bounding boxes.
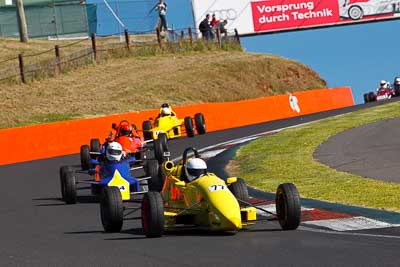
[208,185,226,192]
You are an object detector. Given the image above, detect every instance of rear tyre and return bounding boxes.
[363,93,369,103]
[275,183,301,230]
[184,116,195,137]
[194,113,206,134]
[100,187,123,233]
[153,138,164,163]
[228,178,249,206]
[146,160,165,191]
[61,167,77,204]
[142,191,164,238]
[142,120,153,141]
[80,145,91,170]
[90,138,101,159]
[158,133,169,152]
[368,92,376,102]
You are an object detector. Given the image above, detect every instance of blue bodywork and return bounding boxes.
[89,157,140,194]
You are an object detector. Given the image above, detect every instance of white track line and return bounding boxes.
[303,216,400,232]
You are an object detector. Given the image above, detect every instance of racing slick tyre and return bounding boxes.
[158,132,169,152]
[275,183,301,230]
[59,166,71,201]
[142,120,153,141]
[368,92,376,102]
[228,178,249,206]
[141,191,164,238]
[363,93,369,103]
[61,167,77,204]
[90,138,101,159]
[153,138,165,163]
[194,113,206,135]
[184,116,195,138]
[80,145,91,170]
[145,160,164,192]
[348,5,363,20]
[100,187,123,233]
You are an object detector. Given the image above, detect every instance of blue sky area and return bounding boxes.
[166,1,399,104]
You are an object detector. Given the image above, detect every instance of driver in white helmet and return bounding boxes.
[106,141,124,162]
[186,158,207,182]
[158,103,176,118]
[377,80,389,91]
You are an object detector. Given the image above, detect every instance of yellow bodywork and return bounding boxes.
[161,161,256,231]
[107,169,131,201]
[149,110,185,140]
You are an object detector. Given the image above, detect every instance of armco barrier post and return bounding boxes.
[91,33,97,62]
[54,45,61,75]
[124,29,130,51]
[18,54,25,83]
[188,26,193,47]
[216,28,221,49]
[156,28,162,49]
[234,29,241,46]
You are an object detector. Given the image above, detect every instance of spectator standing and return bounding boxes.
[210,14,219,27]
[156,0,167,32]
[199,14,213,40]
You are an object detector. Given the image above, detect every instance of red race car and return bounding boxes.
[80,120,168,170]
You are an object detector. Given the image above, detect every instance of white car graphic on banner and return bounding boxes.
[339,0,400,20]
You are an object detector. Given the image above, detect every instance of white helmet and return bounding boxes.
[162,107,172,115]
[106,142,123,161]
[186,158,207,181]
[380,80,387,87]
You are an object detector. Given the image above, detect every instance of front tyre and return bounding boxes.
[145,160,164,192]
[348,6,363,20]
[228,178,249,206]
[153,138,164,163]
[275,183,301,230]
[61,167,77,204]
[100,187,123,233]
[80,145,91,170]
[141,191,164,238]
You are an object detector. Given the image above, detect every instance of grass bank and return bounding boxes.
[0,49,325,129]
[228,101,400,212]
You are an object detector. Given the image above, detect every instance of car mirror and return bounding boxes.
[111,123,117,129]
[175,181,186,187]
[90,159,100,165]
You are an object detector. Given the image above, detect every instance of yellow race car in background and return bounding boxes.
[142,103,206,141]
[99,147,301,238]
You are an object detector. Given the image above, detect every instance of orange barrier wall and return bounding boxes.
[0,87,353,165]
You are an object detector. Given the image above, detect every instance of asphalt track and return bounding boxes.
[315,116,400,183]
[1,99,400,266]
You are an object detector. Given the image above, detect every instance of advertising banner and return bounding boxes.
[192,0,400,36]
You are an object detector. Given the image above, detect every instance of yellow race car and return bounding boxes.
[99,147,301,237]
[142,103,206,141]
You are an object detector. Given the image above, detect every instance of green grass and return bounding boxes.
[229,101,400,212]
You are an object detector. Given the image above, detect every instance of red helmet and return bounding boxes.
[120,123,132,136]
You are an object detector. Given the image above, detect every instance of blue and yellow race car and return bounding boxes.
[99,147,301,237]
[60,142,164,205]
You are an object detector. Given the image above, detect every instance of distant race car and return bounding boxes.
[80,120,169,169]
[364,85,395,103]
[393,77,400,96]
[60,142,164,204]
[99,147,301,237]
[340,0,400,20]
[142,104,206,141]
